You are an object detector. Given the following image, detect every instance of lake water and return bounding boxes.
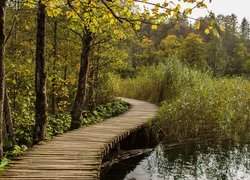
[102,142,250,180]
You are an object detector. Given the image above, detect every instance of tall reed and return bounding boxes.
[117,57,250,143]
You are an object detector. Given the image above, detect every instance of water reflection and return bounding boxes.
[102,143,250,180]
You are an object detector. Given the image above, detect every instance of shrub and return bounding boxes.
[81,99,129,125]
[46,113,71,139]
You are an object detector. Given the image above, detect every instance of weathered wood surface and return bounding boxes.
[0,98,158,179]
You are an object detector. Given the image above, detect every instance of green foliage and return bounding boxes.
[117,57,250,143]
[14,112,35,147]
[8,145,28,157]
[157,35,181,60]
[4,144,28,159]
[14,112,72,146]
[46,113,72,139]
[81,99,129,125]
[158,76,250,143]
[0,158,11,170]
[12,99,128,148]
[226,42,249,75]
[94,72,121,106]
[116,64,166,103]
[180,33,207,69]
[117,58,200,103]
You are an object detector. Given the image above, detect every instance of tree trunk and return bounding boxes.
[13,74,17,111]
[51,20,57,115]
[4,89,16,146]
[70,30,92,130]
[93,55,100,105]
[87,59,95,111]
[0,0,7,159]
[33,1,47,145]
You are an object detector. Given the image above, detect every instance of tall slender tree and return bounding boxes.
[0,0,8,159]
[51,20,58,115]
[70,29,92,130]
[33,0,47,144]
[240,17,250,40]
[4,89,16,146]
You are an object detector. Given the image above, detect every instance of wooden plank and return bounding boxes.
[0,98,158,179]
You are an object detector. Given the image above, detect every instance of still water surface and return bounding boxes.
[102,142,250,180]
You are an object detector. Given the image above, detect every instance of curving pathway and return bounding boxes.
[0,98,158,179]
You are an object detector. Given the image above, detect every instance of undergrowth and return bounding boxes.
[1,99,129,168]
[14,99,129,147]
[81,99,129,125]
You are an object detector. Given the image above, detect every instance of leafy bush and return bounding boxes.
[117,57,250,143]
[0,158,11,170]
[14,111,35,147]
[46,113,71,139]
[14,112,72,146]
[12,99,129,148]
[81,99,129,125]
[94,72,121,106]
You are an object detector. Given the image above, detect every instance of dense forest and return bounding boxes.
[0,0,249,166]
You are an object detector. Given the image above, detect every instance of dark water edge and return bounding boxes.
[101,141,250,180]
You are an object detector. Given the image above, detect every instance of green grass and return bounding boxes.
[117,57,250,143]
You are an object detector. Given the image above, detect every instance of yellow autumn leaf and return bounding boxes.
[176,4,181,11]
[185,8,192,15]
[219,25,225,32]
[151,24,158,30]
[166,9,172,15]
[135,24,141,30]
[205,28,210,34]
[195,21,201,30]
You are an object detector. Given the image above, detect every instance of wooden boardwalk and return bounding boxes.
[0,98,158,179]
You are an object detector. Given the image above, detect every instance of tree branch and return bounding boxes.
[100,0,123,23]
[67,0,85,22]
[69,28,83,39]
[5,2,24,44]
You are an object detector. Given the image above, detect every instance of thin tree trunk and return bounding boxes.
[4,89,16,146]
[33,1,47,145]
[71,30,92,130]
[13,74,17,111]
[87,59,95,111]
[0,0,7,159]
[94,54,100,104]
[51,20,57,115]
